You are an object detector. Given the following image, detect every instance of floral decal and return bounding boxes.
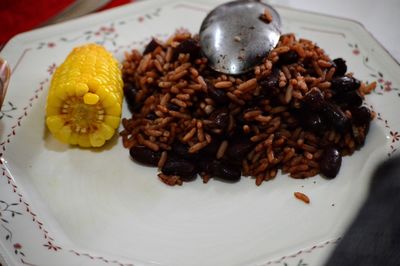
[0,200,22,242]
[59,23,119,46]
[0,200,33,264]
[37,42,56,49]
[347,43,360,55]
[369,105,399,157]
[284,259,308,266]
[47,63,57,75]
[0,101,17,120]
[370,72,399,95]
[136,7,161,23]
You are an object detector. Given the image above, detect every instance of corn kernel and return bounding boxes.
[83,93,100,105]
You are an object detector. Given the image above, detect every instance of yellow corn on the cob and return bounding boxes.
[46,44,123,148]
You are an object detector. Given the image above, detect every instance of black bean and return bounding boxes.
[277,50,299,65]
[130,146,161,166]
[208,87,228,104]
[235,112,246,126]
[303,88,325,111]
[206,160,241,182]
[197,159,212,172]
[320,147,342,179]
[123,82,137,108]
[145,112,157,120]
[170,142,200,161]
[162,158,197,181]
[322,103,349,132]
[331,76,361,94]
[143,38,163,55]
[332,90,363,107]
[171,142,191,157]
[350,106,372,127]
[173,38,200,61]
[332,58,347,77]
[214,112,229,130]
[167,102,180,111]
[199,139,220,156]
[226,139,255,160]
[259,68,279,93]
[299,111,326,134]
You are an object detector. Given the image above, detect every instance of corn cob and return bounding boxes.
[46,44,123,147]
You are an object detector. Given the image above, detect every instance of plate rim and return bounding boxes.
[0,1,399,265]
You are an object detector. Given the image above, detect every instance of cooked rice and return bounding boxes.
[121,32,374,186]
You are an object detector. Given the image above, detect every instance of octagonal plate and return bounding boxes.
[0,0,399,265]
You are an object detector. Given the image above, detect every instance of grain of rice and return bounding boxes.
[284,84,293,103]
[254,159,269,174]
[255,115,272,123]
[189,141,208,153]
[160,93,171,106]
[297,79,308,91]
[204,98,215,105]
[216,140,229,159]
[175,62,191,73]
[197,76,208,92]
[292,90,303,99]
[255,175,264,186]
[293,44,305,58]
[260,8,273,23]
[157,104,168,113]
[325,67,336,81]
[169,69,188,81]
[176,93,190,101]
[294,192,310,204]
[154,59,164,73]
[318,59,332,68]
[181,127,196,142]
[169,110,190,119]
[143,139,159,151]
[137,54,151,73]
[289,164,309,173]
[274,46,290,54]
[362,81,377,94]
[244,110,262,120]
[165,47,173,62]
[312,60,324,77]
[242,125,250,134]
[146,129,163,137]
[282,66,291,80]
[317,81,331,89]
[158,151,168,169]
[214,81,233,89]
[171,98,187,108]
[158,173,182,186]
[251,133,269,142]
[155,110,165,117]
[204,105,214,114]
[307,160,319,168]
[237,78,257,92]
[159,81,172,88]
[226,92,245,105]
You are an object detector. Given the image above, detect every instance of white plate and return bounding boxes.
[1,0,399,265]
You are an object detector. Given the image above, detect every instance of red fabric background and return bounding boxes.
[0,0,132,45]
